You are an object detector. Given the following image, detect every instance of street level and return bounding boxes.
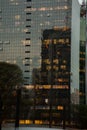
[2,127,84,130]
[2,128,63,130]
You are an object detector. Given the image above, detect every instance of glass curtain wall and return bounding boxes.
[0,0,76,128]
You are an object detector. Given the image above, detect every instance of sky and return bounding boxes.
[78,0,86,4]
[78,0,83,4]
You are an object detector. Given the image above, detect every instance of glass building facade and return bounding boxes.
[0,0,72,85]
[0,0,81,128]
[80,4,86,104]
[85,0,87,105]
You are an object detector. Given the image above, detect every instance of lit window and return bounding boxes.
[21,40,31,45]
[53,59,59,64]
[57,106,63,110]
[60,65,66,70]
[22,28,29,33]
[46,65,51,70]
[53,39,57,44]
[15,15,20,20]
[66,38,69,43]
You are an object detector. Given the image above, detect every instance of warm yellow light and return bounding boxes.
[35,120,42,124]
[19,120,25,124]
[15,15,20,20]
[57,106,63,110]
[19,120,32,124]
[43,85,51,89]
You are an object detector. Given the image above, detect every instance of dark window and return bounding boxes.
[26,19,31,21]
[25,51,30,53]
[25,45,30,46]
[25,64,30,66]
[26,38,30,40]
[26,32,31,34]
[26,13,31,15]
[26,6,31,8]
[26,25,31,27]
[24,77,30,79]
[25,57,30,59]
[24,70,30,72]
[27,0,31,1]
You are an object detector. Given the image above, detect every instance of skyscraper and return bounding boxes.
[0,0,80,127]
[0,0,72,86]
[80,1,86,104]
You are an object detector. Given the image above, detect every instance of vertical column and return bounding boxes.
[24,0,32,85]
[49,41,54,128]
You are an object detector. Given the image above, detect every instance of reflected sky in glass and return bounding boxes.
[0,0,71,84]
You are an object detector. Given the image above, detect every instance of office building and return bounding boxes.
[85,0,87,105]
[0,0,80,127]
[79,1,86,104]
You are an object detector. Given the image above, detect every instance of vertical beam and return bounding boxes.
[0,96,2,130]
[49,41,53,128]
[63,105,66,129]
[15,88,21,130]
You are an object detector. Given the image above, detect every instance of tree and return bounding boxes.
[0,62,23,92]
[0,62,23,128]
